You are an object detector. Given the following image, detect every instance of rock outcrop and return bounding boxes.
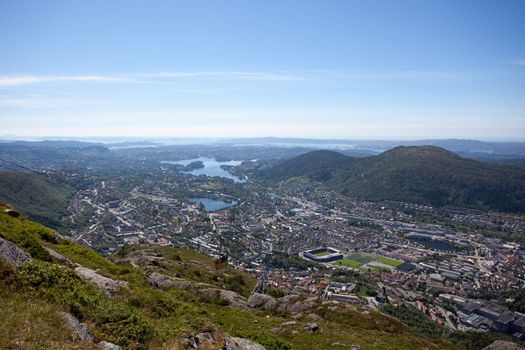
[58,311,123,349]
[181,323,266,350]
[483,340,525,350]
[183,322,225,349]
[147,271,179,289]
[148,272,250,309]
[74,266,129,296]
[58,311,94,343]
[0,236,32,268]
[97,341,122,350]
[44,246,73,267]
[198,288,249,309]
[247,293,274,308]
[224,336,266,350]
[303,322,320,332]
[248,293,319,314]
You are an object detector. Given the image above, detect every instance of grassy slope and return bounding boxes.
[0,290,97,350]
[0,205,459,350]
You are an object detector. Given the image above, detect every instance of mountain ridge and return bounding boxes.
[258,146,525,213]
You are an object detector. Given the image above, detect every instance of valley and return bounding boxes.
[1,140,525,349]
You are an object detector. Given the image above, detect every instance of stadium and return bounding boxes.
[303,247,343,263]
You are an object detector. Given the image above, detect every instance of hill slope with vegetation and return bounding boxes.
[0,204,470,350]
[0,171,71,228]
[259,146,525,212]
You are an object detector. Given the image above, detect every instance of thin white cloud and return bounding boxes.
[0,97,64,107]
[153,71,304,81]
[0,71,304,87]
[0,75,132,87]
[306,69,470,81]
[510,58,525,66]
[154,70,466,81]
[0,98,37,106]
[0,69,469,87]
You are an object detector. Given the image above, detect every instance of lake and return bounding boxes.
[189,197,238,212]
[409,237,459,252]
[161,157,245,182]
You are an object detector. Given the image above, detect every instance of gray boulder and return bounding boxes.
[58,312,93,343]
[303,322,320,332]
[184,322,225,349]
[483,340,525,350]
[224,336,266,350]
[147,272,179,289]
[74,266,129,296]
[44,246,73,267]
[97,341,122,350]
[261,298,279,311]
[288,298,318,314]
[248,293,274,308]
[0,236,32,268]
[199,288,248,309]
[307,313,321,321]
[248,293,319,313]
[279,294,300,304]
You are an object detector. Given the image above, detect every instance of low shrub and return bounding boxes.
[17,261,154,349]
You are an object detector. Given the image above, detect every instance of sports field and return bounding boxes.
[336,258,362,268]
[334,253,403,271]
[376,256,404,267]
[314,251,332,257]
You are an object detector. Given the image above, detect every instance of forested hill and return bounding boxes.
[0,171,71,228]
[258,146,525,213]
[256,149,356,182]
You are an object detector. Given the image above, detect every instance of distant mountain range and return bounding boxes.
[2,138,525,157]
[258,146,525,213]
[225,137,525,155]
[0,140,106,148]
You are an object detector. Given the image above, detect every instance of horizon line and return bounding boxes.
[2,136,525,143]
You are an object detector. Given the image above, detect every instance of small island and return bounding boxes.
[214,156,233,162]
[184,161,205,171]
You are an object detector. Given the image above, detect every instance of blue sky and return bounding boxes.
[1,0,524,140]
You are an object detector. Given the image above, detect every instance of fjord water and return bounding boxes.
[161,157,245,182]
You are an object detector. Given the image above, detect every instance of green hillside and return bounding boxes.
[0,171,71,228]
[259,146,525,212]
[0,205,463,350]
[258,150,355,182]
